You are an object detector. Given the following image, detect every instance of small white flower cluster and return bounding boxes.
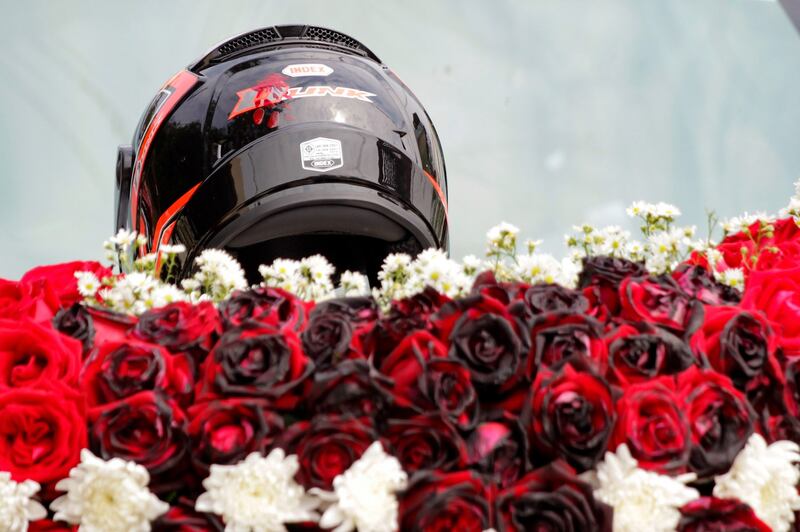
[196,441,406,532]
[258,255,343,301]
[374,249,474,305]
[780,179,800,222]
[0,472,46,532]
[720,212,773,236]
[181,249,248,303]
[79,270,188,315]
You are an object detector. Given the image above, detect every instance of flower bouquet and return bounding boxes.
[4,184,800,531]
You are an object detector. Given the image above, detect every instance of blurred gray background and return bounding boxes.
[1,0,799,277]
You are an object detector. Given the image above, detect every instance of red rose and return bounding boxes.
[187,398,283,477]
[0,384,86,495]
[742,266,800,356]
[278,415,377,490]
[0,279,60,323]
[52,304,95,355]
[528,357,616,472]
[496,460,613,532]
[619,275,704,335]
[603,323,695,386]
[399,470,492,532]
[368,287,450,358]
[691,305,780,398]
[376,331,479,430]
[0,318,82,389]
[87,307,138,348]
[609,377,690,473]
[671,264,741,306]
[21,261,112,307]
[678,497,769,531]
[578,256,647,317]
[467,417,529,487]
[383,414,468,475]
[305,359,392,417]
[89,391,188,493]
[510,283,589,324]
[431,293,510,342]
[81,339,194,407]
[133,301,220,364]
[218,286,307,331]
[525,312,606,380]
[28,520,77,532]
[677,367,755,478]
[196,324,313,410]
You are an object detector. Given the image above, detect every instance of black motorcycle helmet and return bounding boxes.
[115,24,448,283]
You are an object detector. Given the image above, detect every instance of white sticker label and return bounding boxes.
[282,63,333,77]
[301,137,343,172]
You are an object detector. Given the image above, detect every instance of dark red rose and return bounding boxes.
[21,260,112,307]
[278,415,377,490]
[306,359,392,417]
[383,414,468,475]
[678,497,770,531]
[187,398,283,477]
[376,331,479,430]
[133,301,220,364]
[528,357,616,472]
[87,307,138,346]
[470,270,530,305]
[762,414,800,444]
[784,357,800,419]
[153,497,223,532]
[301,305,357,368]
[431,293,510,343]
[446,298,524,391]
[81,340,194,407]
[0,279,60,323]
[603,323,695,386]
[496,460,613,532]
[0,318,82,389]
[399,470,492,532]
[691,306,780,398]
[510,283,589,324]
[525,312,606,380]
[619,275,704,335]
[196,324,313,410]
[671,264,741,306]
[467,417,529,487]
[578,256,646,316]
[742,266,800,357]
[218,286,307,331]
[368,287,450,358]
[610,377,691,473]
[52,303,95,355]
[0,384,86,496]
[677,367,755,478]
[89,391,188,493]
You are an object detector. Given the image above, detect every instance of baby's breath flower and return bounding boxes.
[461,254,483,276]
[486,222,519,255]
[340,271,370,296]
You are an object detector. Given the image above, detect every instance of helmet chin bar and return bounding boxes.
[114,145,133,232]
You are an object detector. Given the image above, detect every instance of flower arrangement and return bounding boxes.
[3,183,800,531]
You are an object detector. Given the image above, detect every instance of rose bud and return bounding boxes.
[218,286,307,332]
[691,306,781,401]
[277,414,377,490]
[578,256,646,317]
[509,283,589,326]
[399,470,493,531]
[677,497,769,532]
[196,324,313,411]
[603,322,695,386]
[527,357,616,472]
[81,340,194,407]
[187,398,283,478]
[21,260,112,308]
[89,390,189,493]
[133,301,221,365]
[0,278,61,323]
[496,460,613,532]
[52,303,95,356]
[368,287,450,358]
[671,264,742,306]
[677,367,755,479]
[306,359,392,417]
[619,275,704,336]
[0,318,82,389]
[383,414,468,475]
[609,376,691,474]
[525,312,606,380]
[376,330,479,430]
[467,416,529,487]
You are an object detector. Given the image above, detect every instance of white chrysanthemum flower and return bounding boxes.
[340,271,370,296]
[593,444,699,532]
[713,433,800,532]
[310,442,407,532]
[50,449,168,532]
[0,472,47,532]
[196,449,319,532]
[714,268,744,290]
[75,271,101,297]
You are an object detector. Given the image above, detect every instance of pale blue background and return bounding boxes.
[1,0,799,277]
